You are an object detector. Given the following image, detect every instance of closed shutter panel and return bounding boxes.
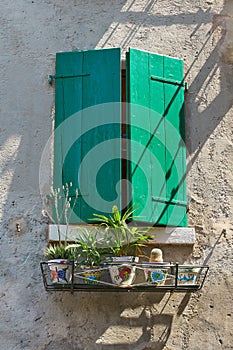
[127,48,188,226]
[54,48,121,223]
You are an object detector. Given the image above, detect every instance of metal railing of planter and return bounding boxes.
[40,261,209,293]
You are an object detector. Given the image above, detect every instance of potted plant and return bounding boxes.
[66,227,107,284]
[90,205,153,286]
[43,182,78,284]
[44,244,75,284]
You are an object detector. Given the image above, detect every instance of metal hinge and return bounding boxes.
[48,73,90,84]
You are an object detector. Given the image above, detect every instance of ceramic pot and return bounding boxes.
[48,259,72,284]
[108,256,139,287]
[81,267,102,285]
[177,267,199,285]
[142,262,169,285]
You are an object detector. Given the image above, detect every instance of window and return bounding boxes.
[53,47,187,227]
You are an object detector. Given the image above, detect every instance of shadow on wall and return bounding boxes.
[98,2,214,52]
[1,0,233,349]
[48,291,174,350]
[185,5,233,159]
[95,0,233,161]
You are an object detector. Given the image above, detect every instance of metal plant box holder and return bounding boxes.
[40,261,209,293]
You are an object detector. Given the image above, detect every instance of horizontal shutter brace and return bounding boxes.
[151,75,188,91]
[48,73,90,84]
[46,193,89,199]
[152,196,189,208]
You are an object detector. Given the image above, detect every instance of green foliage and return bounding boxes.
[44,243,76,260]
[66,228,107,267]
[90,205,153,257]
[91,205,135,229]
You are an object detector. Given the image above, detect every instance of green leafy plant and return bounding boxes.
[43,182,78,260]
[91,204,136,228]
[66,228,107,267]
[90,205,153,257]
[44,243,76,260]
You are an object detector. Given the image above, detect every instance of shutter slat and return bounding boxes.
[163,55,187,226]
[126,48,152,220]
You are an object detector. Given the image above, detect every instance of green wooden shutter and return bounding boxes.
[54,48,121,223]
[127,48,188,226]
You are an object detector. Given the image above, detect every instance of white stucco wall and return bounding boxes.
[0,1,233,349]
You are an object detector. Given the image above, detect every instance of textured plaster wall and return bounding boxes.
[0,1,232,349]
